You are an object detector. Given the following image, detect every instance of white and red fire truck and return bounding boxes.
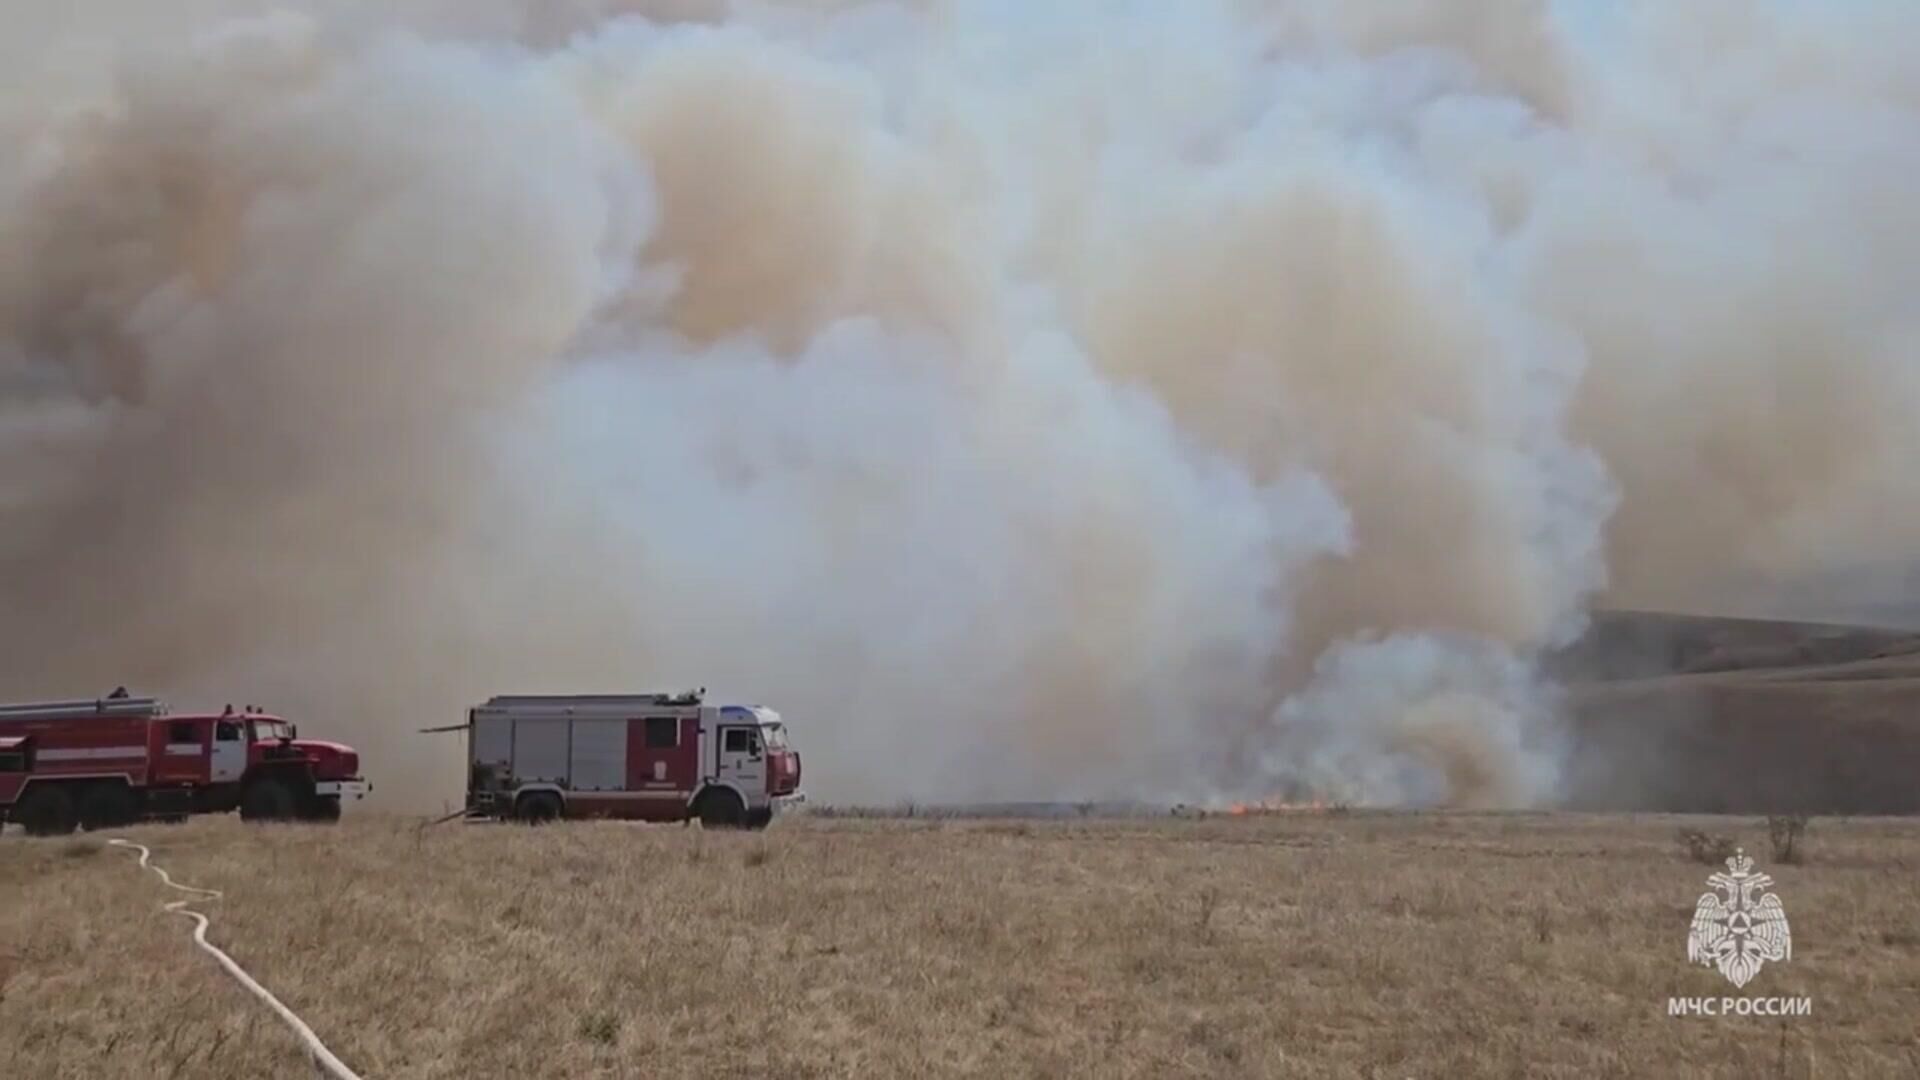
[0,690,370,836]
[433,690,804,829]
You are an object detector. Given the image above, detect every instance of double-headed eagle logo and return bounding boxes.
[1687,848,1791,988]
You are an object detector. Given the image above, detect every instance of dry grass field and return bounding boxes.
[4,811,1918,1079]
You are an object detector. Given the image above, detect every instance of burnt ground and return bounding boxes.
[1555,609,1920,815]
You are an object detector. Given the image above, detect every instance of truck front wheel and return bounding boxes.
[15,785,78,837]
[695,788,746,829]
[240,778,297,823]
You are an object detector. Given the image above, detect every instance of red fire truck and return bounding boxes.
[432,690,804,829]
[0,690,370,836]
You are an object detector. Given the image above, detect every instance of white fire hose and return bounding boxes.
[108,839,364,1080]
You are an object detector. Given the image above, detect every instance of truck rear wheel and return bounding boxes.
[16,785,78,837]
[77,783,139,831]
[240,777,297,823]
[515,791,563,825]
[696,788,746,829]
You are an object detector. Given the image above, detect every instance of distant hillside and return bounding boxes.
[1556,610,1920,815]
[1549,609,1920,681]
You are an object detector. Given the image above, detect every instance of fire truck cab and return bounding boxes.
[0,691,370,836]
[0,736,36,809]
[444,690,805,829]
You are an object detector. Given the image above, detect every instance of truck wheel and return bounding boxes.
[696,788,746,829]
[240,778,297,823]
[78,783,140,831]
[515,791,562,825]
[16,786,78,837]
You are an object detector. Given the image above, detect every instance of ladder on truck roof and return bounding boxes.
[420,690,708,734]
[0,690,165,720]
[478,690,705,708]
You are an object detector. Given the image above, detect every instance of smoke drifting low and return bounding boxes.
[2,1,1915,810]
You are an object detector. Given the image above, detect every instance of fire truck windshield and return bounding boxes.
[761,723,789,750]
[249,719,292,742]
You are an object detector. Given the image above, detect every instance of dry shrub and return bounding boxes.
[1677,828,1737,865]
[1768,814,1810,865]
[577,1012,620,1046]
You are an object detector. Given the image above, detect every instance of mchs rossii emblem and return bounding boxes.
[1687,848,1791,989]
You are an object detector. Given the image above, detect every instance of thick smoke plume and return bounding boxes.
[3,1,1916,810]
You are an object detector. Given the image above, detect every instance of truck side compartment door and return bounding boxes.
[152,720,209,785]
[513,718,570,785]
[626,715,695,793]
[570,719,626,791]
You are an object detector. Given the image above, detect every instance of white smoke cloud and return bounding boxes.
[1260,632,1568,809]
[1,0,1914,810]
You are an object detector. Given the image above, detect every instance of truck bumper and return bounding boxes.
[772,790,808,815]
[314,780,371,802]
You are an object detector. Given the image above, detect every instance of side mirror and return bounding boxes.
[290,724,299,740]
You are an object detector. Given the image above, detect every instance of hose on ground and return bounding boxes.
[108,839,364,1080]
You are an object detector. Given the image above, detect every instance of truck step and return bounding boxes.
[144,788,194,814]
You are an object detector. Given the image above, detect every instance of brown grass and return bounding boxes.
[3,812,1918,1078]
